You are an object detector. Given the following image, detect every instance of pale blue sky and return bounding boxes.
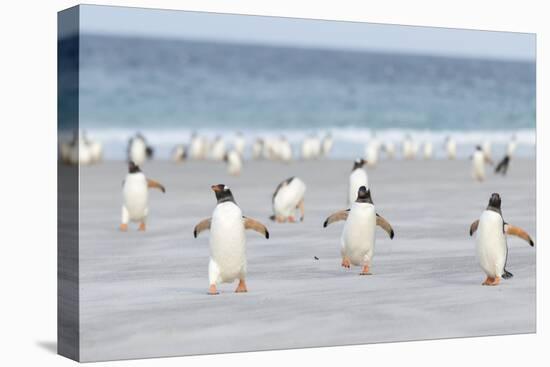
[70,4,535,61]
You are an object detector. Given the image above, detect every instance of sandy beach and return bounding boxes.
[76,158,535,362]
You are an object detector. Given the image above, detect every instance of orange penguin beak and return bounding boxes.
[211,184,223,193]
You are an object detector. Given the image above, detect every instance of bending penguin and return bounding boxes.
[120,161,166,232]
[323,186,394,275]
[193,184,269,295]
[270,177,306,223]
[348,158,368,205]
[469,193,534,286]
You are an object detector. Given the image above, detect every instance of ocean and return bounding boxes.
[70,34,535,159]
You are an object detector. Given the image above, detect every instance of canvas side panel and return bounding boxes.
[57,5,80,362]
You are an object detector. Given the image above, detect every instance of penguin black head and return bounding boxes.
[211,184,235,204]
[353,158,366,170]
[128,161,141,174]
[487,193,502,213]
[356,186,373,204]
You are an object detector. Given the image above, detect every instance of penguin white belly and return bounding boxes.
[123,173,148,221]
[476,211,507,278]
[341,203,376,266]
[209,203,246,283]
[447,142,457,159]
[79,142,92,165]
[130,140,147,165]
[274,178,306,217]
[227,151,242,175]
[423,142,433,159]
[348,169,368,204]
[280,142,292,162]
[472,152,485,180]
[365,143,379,166]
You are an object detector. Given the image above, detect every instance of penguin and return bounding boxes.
[172,144,187,163]
[252,138,264,159]
[382,141,396,159]
[482,140,492,161]
[225,149,243,176]
[323,186,394,275]
[128,133,153,166]
[507,135,518,157]
[76,131,93,166]
[495,155,511,175]
[472,145,491,182]
[89,140,103,164]
[193,184,269,295]
[270,177,306,223]
[301,135,321,160]
[234,132,246,156]
[365,137,380,167]
[445,136,457,160]
[278,136,293,163]
[348,158,369,205]
[120,161,166,232]
[321,133,334,157]
[210,136,226,161]
[402,135,415,160]
[469,193,534,286]
[423,141,433,160]
[189,133,205,159]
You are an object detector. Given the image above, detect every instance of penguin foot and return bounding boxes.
[341,257,351,269]
[138,222,146,231]
[482,277,500,286]
[275,216,286,223]
[288,216,296,223]
[120,223,128,232]
[235,279,248,293]
[208,284,219,295]
[359,265,372,275]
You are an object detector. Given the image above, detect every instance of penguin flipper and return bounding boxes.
[193,218,212,238]
[147,179,166,193]
[504,224,534,247]
[469,220,480,236]
[323,209,349,228]
[243,216,270,239]
[376,214,395,239]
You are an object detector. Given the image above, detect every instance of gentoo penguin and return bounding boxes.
[225,149,243,176]
[234,132,246,156]
[172,144,187,163]
[210,136,226,161]
[89,140,103,164]
[189,133,205,159]
[278,136,293,163]
[348,158,369,205]
[323,186,394,275]
[423,141,433,160]
[120,161,166,232]
[193,184,269,295]
[321,133,334,157]
[365,137,380,167]
[495,155,511,175]
[402,135,415,160]
[469,193,534,286]
[76,131,92,166]
[252,138,264,159]
[472,145,491,182]
[270,177,306,223]
[301,135,321,160]
[128,133,154,166]
[382,141,396,159]
[507,135,518,157]
[445,136,457,160]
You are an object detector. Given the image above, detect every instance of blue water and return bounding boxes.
[71,34,536,159]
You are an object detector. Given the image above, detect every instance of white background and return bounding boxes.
[0,1,547,366]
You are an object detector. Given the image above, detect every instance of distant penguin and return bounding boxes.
[365,137,380,167]
[210,136,226,161]
[423,141,433,160]
[89,140,103,164]
[172,144,187,163]
[77,131,93,166]
[495,155,511,175]
[252,138,264,159]
[402,135,415,160]
[321,133,334,157]
[120,161,166,232]
[225,150,243,176]
[234,132,246,156]
[445,136,457,160]
[507,135,518,157]
[469,193,534,286]
[383,141,396,159]
[278,136,293,162]
[301,135,321,160]
[323,186,394,275]
[270,177,306,223]
[189,133,205,159]
[193,184,269,295]
[128,133,153,166]
[472,145,489,182]
[348,158,369,205]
